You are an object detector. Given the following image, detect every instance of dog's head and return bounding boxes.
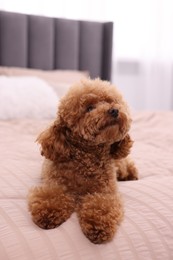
[59,78,131,144]
[37,78,132,160]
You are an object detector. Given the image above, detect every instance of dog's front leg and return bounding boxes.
[28,184,75,229]
[76,192,123,244]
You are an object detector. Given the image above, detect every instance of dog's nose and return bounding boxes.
[108,108,119,118]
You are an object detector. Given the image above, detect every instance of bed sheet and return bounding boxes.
[0,112,173,260]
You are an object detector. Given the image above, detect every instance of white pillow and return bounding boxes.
[0,76,59,120]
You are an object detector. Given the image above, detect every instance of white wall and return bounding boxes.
[112,61,146,110]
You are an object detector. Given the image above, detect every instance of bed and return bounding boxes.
[0,10,173,260]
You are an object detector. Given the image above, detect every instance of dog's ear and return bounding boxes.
[36,120,70,161]
[110,134,133,159]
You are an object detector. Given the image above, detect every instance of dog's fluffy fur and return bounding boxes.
[28,78,138,244]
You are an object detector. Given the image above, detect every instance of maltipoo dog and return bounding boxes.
[28,78,138,244]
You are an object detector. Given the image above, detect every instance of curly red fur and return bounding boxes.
[28,78,138,244]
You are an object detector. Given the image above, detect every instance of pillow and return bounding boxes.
[0,66,89,98]
[0,76,59,120]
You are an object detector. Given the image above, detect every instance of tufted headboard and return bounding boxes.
[0,11,113,81]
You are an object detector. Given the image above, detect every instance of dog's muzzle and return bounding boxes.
[108,108,119,118]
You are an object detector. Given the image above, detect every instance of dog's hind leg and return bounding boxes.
[28,184,75,229]
[116,158,138,181]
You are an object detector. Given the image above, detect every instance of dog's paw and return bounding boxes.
[31,207,64,229]
[77,193,123,244]
[28,185,75,229]
[117,159,139,181]
[82,222,116,244]
[117,172,138,181]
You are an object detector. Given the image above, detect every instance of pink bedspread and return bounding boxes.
[0,112,173,260]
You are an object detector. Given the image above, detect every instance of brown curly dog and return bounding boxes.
[28,78,138,244]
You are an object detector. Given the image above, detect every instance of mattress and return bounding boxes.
[0,112,173,260]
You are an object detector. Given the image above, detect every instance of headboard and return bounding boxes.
[0,11,113,81]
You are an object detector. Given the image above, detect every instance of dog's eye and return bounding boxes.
[86,105,95,112]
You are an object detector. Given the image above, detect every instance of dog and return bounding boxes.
[28,78,138,244]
